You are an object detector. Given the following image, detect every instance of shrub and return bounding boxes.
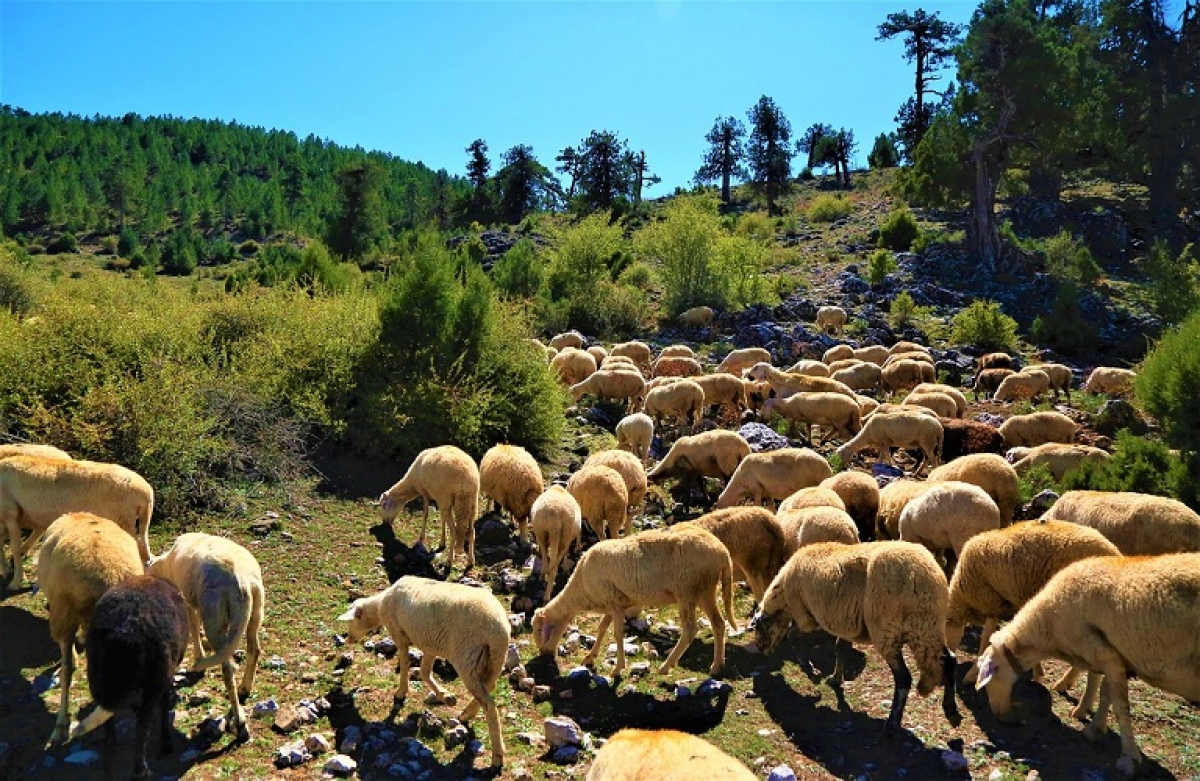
[535,281,648,337]
[867,249,897,286]
[1142,240,1200,326]
[491,239,544,300]
[1060,431,1188,498]
[719,234,772,309]
[45,232,78,254]
[117,227,140,257]
[545,212,626,300]
[1041,231,1101,285]
[877,207,920,251]
[0,244,36,317]
[160,229,198,276]
[634,193,733,316]
[99,236,119,255]
[618,261,656,290]
[1031,282,1096,354]
[238,240,260,256]
[888,290,931,330]
[735,211,775,245]
[1137,309,1200,508]
[1017,464,1059,507]
[950,300,1018,351]
[807,194,853,223]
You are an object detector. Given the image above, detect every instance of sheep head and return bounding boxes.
[337,598,382,644]
[531,608,569,654]
[974,640,1023,724]
[750,607,792,656]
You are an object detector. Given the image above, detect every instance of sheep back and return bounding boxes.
[928,454,1019,525]
[1083,366,1136,395]
[777,486,846,514]
[479,444,544,528]
[898,481,1001,557]
[1042,490,1200,555]
[647,430,751,484]
[715,447,833,509]
[684,506,788,602]
[820,471,881,541]
[998,411,1079,448]
[587,728,756,780]
[583,449,648,513]
[778,506,860,553]
[938,418,1006,462]
[567,465,629,540]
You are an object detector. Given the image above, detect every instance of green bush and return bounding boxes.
[491,239,544,300]
[1041,231,1101,285]
[878,207,920,251]
[1017,464,1059,507]
[735,211,775,245]
[888,290,932,330]
[807,194,853,223]
[238,240,260,256]
[867,249,898,286]
[618,261,656,290]
[1061,431,1188,498]
[118,226,140,257]
[536,281,648,337]
[634,193,736,316]
[950,300,1019,351]
[1137,309,1200,508]
[160,229,198,276]
[1031,282,1097,354]
[0,244,37,317]
[45,233,78,254]
[1142,240,1200,326]
[545,212,626,301]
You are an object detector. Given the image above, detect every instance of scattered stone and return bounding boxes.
[31,672,58,694]
[187,690,212,706]
[305,733,331,754]
[267,655,287,669]
[273,740,312,768]
[743,641,760,655]
[512,763,534,780]
[338,725,362,754]
[516,731,544,747]
[532,685,553,702]
[444,724,470,749]
[768,764,797,781]
[567,666,592,683]
[544,716,585,748]
[518,677,536,693]
[273,704,313,734]
[735,708,749,716]
[990,770,1006,781]
[467,739,485,756]
[941,750,970,772]
[416,710,444,736]
[1094,398,1146,436]
[504,644,522,672]
[324,754,358,776]
[757,728,776,737]
[738,422,791,453]
[696,678,730,697]
[63,749,101,767]
[197,716,226,740]
[629,662,652,678]
[552,745,581,764]
[374,637,398,657]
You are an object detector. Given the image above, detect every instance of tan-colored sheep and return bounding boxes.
[338,576,511,768]
[976,352,1015,372]
[587,345,608,364]
[822,344,855,364]
[38,512,145,744]
[0,443,72,461]
[928,453,1020,525]
[568,464,629,541]
[992,368,1051,403]
[753,541,960,735]
[883,350,936,369]
[677,305,716,329]
[714,447,833,509]
[889,340,931,356]
[855,394,881,418]
[717,347,772,376]
[479,444,544,543]
[866,402,939,419]
[583,449,648,527]
[826,358,863,374]
[532,525,734,676]
[911,383,969,417]
[147,532,265,741]
[998,410,1079,448]
[379,445,479,568]
[880,358,936,392]
[816,305,848,335]
[901,391,960,419]
[600,355,640,371]
[651,355,703,379]
[1041,490,1200,555]
[786,358,833,377]
[610,341,654,373]
[643,378,705,429]
[586,728,756,780]
[615,413,655,464]
[691,373,749,416]
[550,330,586,351]
[820,471,881,541]
[898,481,1002,566]
[647,430,751,503]
[550,347,598,385]
[831,361,883,392]
[680,506,788,603]
[852,344,891,366]
[760,392,862,443]
[777,506,860,552]
[0,456,154,591]
[1008,443,1111,480]
[530,486,582,602]
[975,554,1200,776]
[835,412,944,475]
[876,479,936,540]
[659,344,697,359]
[1026,362,1073,400]
[777,486,847,514]
[744,362,857,399]
[1083,366,1137,396]
[973,368,1015,400]
[569,369,647,410]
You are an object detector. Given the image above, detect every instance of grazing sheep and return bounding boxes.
[532,525,734,676]
[568,465,629,541]
[647,430,751,504]
[714,448,833,509]
[0,456,155,591]
[1083,366,1137,396]
[945,520,1119,698]
[583,449,648,526]
[652,355,704,379]
[379,445,479,567]
[855,394,881,418]
[901,391,960,419]
[973,368,1015,401]
[1026,363,1073,401]
[677,305,716,329]
[550,347,598,385]
[550,330,586,351]
[0,443,72,461]
[643,378,705,429]
[889,341,931,356]
[822,344,855,364]
[881,359,936,392]
[816,305,848,335]
[832,362,883,392]
[659,344,697,359]
[911,383,969,417]
[939,417,1007,462]
[691,373,749,416]
[745,363,857,399]
[976,352,1015,372]
[587,345,609,365]
[928,453,1020,525]
[753,541,960,735]
[974,554,1200,776]
[717,347,772,376]
[38,513,145,744]
[852,345,891,366]
[586,728,756,780]
[883,350,936,369]
[338,576,511,768]
[835,412,944,475]
[876,479,936,540]
[615,413,655,464]
[826,358,864,374]
[820,471,881,542]
[999,411,1079,448]
[777,506,860,552]
[1042,490,1200,555]
[70,575,189,781]
[601,355,640,372]
[777,486,847,514]
[743,379,771,413]
[760,392,862,443]
[570,369,647,411]
[681,506,788,603]
[1008,443,1111,480]
[479,444,544,543]
[866,402,938,419]
[147,532,265,741]
[898,481,1001,567]
[786,358,833,377]
[610,341,654,373]
[992,369,1051,403]
[530,486,582,602]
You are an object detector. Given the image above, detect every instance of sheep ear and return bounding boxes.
[975,652,998,689]
[337,603,362,622]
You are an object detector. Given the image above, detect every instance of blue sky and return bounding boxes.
[1,1,983,191]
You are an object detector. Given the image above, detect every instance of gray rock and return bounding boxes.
[516,731,544,747]
[696,678,730,697]
[267,655,286,669]
[504,643,522,672]
[444,724,469,749]
[63,749,101,767]
[768,765,797,781]
[737,422,791,453]
[374,637,398,656]
[508,613,526,634]
[338,725,362,754]
[544,715,585,748]
[552,745,581,764]
[304,733,331,754]
[941,750,970,772]
[1029,489,1060,515]
[1094,398,1146,436]
[273,740,312,768]
[324,754,358,776]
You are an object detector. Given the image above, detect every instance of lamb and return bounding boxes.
[852,344,891,366]
[532,525,734,676]
[0,443,72,461]
[550,330,586,351]
[744,362,857,399]
[659,344,697,359]
[974,553,1200,775]
[777,486,847,514]
[677,305,715,329]
[680,506,788,603]
[835,412,944,475]
[998,410,1079,448]
[69,575,190,781]
[569,368,646,411]
[615,413,654,464]
[901,391,960,419]
[146,532,265,741]
[787,358,833,377]
[1083,366,1137,396]
[1025,362,1073,401]
[567,464,629,540]
[973,368,1015,400]
[0,456,155,591]
[583,449,648,525]
[1041,490,1200,555]
[831,361,883,392]
[876,479,936,540]
[777,506,860,552]
[379,445,479,568]
[911,383,969,417]
[759,392,862,443]
[880,358,936,392]
[651,355,703,378]
[550,347,597,385]
[816,305,848,335]
[1008,443,1111,480]
[610,340,653,373]
[647,430,751,504]
[530,486,582,602]
[643,378,705,429]
[38,512,145,744]
[820,471,881,542]
[976,352,1015,372]
[939,417,1007,462]
[928,453,1020,525]
[822,344,855,364]
[479,444,544,543]
[752,541,960,735]
[713,447,833,510]
[898,481,1001,567]
[586,728,756,780]
[992,368,1051,403]
[691,373,749,416]
[717,347,772,376]
[338,576,511,768]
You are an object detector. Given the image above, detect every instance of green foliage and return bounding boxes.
[1142,240,1200,326]
[160,229,198,275]
[868,133,900,169]
[617,261,656,290]
[45,232,78,254]
[878,207,921,251]
[806,194,853,223]
[735,212,775,244]
[295,241,355,294]
[1061,431,1189,499]
[888,290,933,330]
[536,281,648,337]
[0,243,37,317]
[950,299,1018,351]
[867,249,898,285]
[327,161,386,263]
[1137,309,1200,508]
[1041,231,1101,285]
[719,234,773,309]
[117,226,140,257]
[491,239,544,300]
[545,213,626,300]
[1031,282,1096,354]
[1017,463,1059,507]
[745,95,793,214]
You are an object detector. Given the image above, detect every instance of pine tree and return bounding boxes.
[877,9,964,160]
[745,96,793,216]
[327,161,385,263]
[693,116,747,207]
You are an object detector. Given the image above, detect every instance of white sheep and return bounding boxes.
[717,347,772,376]
[587,728,757,780]
[744,362,857,399]
[889,340,931,356]
[651,355,703,379]
[0,443,72,461]
[855,393,881,418]
[822,344,855,364]
[882,350,935,368]
[530,486,582,602]
[777,506,860,552]
[691,372,750,416]
[643,378,705,429]
[587,345,608,365]
[928,453,1020,525]
[379,445,479,568]
[975,553,1200,776]
[567,464,629,540]
[550,347,597,385]
[998,410,1079,448]
[835,412,944,475]
[583,449,648,528]
[147,532,265,741]
[532,525,734,676]
[1008,443,1111,480]
[550,330,586,351]
[647,430,751,504]
[760,392,861,443]
[752,541,960,735]
[479,444,544,543]
[1083,366,1136,396]
[38,512,145,744]
[601,354,640,372]
[610,340,654,373]
[852,344,891,366]
[338,576,511,768]
[880,358,936,392]
[678,305,715,329]
[826,358,864,374]
[910,383,969,417]
[876,479,936,540]
[831,361,883,392]
[659,344,697,359]
[992,368,1051,403]
[820,471,881,541]
[0,456,154,591]
[898,481,1001,568]
[615,413,655,464]
[1025,362,1073,401]
[1042,490,1200,555]
[901,390,960,419]
[816,305,848,335]
[714,447,833,509]
[570,368,647,411]
[680,506,788,605]
[786,358,833,377]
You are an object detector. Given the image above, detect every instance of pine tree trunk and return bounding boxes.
[720,168,731,206]
[970,143,1004,276]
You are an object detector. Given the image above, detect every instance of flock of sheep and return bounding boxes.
[0,310,1196,779]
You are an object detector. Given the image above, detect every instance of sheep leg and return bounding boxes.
[698,590,726,676]
[420,653,454,705]
[221,658,249,741]
[50,636,75,744]
[542,550,558,604]
[392,643,412,703]
[158,687,175,756]
[1071,671,1103,720]
[2,516,23,590]
[462,681,505,768]
[237,591,263,701]
[611,608,629,676]
[18,527,45,558]
[940,647,961,726]
[582,614,613,669]
[131,693,154,780]
[1103,672,1143,776]
[882,649,913,738]
[187,606,206,666]
[415,497,431,547]
[659,603,698,675]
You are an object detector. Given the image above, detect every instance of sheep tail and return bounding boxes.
[191,588,250,672]
[721,559,737,632]
[69,706,115,740]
